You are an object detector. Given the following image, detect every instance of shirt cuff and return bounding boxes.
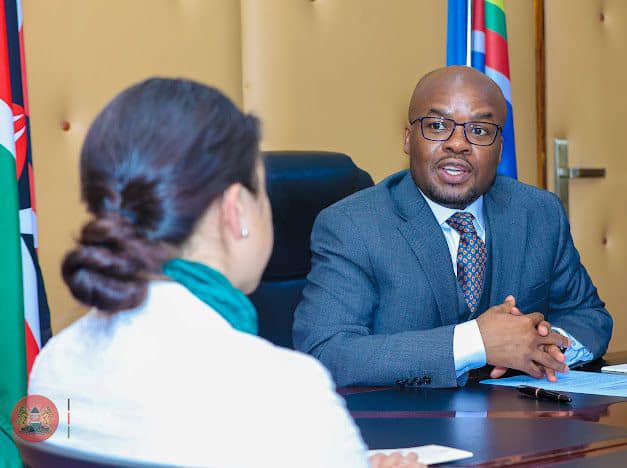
[453,320,487,377]
[552,326,594,367]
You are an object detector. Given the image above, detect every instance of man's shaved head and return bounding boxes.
[402,65,507,209]
[408,66,507,122]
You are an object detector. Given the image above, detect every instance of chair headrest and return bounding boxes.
[262,151,374,280]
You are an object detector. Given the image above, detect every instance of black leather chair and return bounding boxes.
[249,151,374,348]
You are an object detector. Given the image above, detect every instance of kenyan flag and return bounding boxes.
[1,1,51,464]
[0,58,26,468]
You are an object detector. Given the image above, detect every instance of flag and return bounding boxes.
[1,0,51,462]
[446,0,470,67]
[0,0,26,460]
[6,0,52,372]
[446,0,517,179]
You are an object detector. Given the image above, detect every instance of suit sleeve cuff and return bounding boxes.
[453,319,487,377]
[552,326,595,367]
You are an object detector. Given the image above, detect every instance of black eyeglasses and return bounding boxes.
[410,116,502,146]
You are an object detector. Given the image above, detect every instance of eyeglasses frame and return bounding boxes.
[409,116,503,147]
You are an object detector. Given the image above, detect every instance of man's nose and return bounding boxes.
[444,124,471,153]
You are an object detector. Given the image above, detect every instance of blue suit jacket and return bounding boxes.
[293,171,612,387]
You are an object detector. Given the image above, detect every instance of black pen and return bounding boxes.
[517,385,572,403]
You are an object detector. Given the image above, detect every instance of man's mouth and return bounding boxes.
[436,160,472,184]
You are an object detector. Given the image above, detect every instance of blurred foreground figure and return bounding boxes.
[28,78,422,468]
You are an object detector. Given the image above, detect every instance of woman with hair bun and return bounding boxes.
[28,79,422,468]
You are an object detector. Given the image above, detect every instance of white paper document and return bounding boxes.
[481,370,627,397]
[368,444,473,465]
[601,363,627,375]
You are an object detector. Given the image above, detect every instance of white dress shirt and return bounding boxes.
[418,191,593,377]
[29,281,368,467]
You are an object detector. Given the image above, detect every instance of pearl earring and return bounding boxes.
[241,226,249,238]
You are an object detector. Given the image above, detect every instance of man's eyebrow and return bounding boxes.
[424,109,496,120]
[471,111,494,120]
[426,108,451,117]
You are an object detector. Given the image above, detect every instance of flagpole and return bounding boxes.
[466,0,473,65]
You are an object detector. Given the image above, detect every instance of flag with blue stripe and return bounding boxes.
[446,0,517,179]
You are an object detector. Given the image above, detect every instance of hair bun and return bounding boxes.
[62,215,167,313]
[68,78,260,314]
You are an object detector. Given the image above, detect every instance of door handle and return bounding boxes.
[557,167,605,179]
[554,139,606,217]
[557,167,606,178]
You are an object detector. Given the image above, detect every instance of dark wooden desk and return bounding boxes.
[340,352,627,466]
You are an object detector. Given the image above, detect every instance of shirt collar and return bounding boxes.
[419,189,485,236]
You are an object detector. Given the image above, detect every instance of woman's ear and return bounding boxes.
[221,183,247,240]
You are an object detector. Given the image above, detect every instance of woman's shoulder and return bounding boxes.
[148,280,336,386]
[28,308,103,391]
[30,281,177,384]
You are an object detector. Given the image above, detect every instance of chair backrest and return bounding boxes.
[249,151,374,348]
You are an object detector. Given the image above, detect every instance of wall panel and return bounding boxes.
[23,0,243,332]
[242,0,446,182]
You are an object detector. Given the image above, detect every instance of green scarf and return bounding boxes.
[162,258,258,335]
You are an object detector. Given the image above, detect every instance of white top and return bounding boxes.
[29,281,368,467]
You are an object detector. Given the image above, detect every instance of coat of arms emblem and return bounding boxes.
[11,394,59,442]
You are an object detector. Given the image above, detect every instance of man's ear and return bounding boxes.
[497,136,504,163]
[221,184,244,240]
[403,125,412,155]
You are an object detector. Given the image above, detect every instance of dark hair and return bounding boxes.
[62,78,260,313]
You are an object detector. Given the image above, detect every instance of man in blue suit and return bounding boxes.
[293,66,612,388]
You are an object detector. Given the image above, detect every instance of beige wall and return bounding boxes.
[23,0,538,333]
[24,0,243,331]
[544,0,627,351]
[506,0,537,187]
[241,0,445,182]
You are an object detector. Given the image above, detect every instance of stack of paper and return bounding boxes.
[601,364,627,375]
[368,444,473,465]
[481,370,627,397]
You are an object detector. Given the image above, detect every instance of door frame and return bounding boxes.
[534,0,547,189]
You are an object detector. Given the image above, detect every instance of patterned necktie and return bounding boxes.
[446,212,487,313]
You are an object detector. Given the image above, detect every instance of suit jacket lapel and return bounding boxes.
[392,172,460,326]
[485,177,529,306]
